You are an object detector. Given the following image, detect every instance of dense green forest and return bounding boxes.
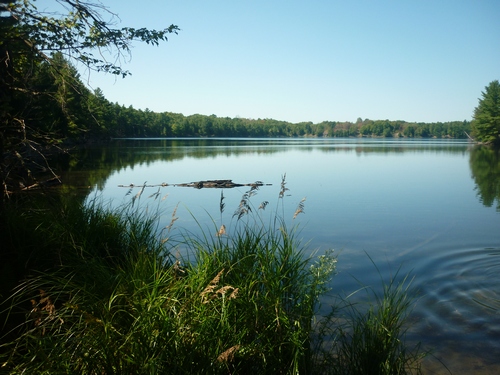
[15,54,472,141]
[47,56,471,140]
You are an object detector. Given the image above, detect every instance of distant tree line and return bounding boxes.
[3,50,471,145]
[2,41,472,153]
[44,57,469,140]
[16,55,473,141]
[85,102,472,139]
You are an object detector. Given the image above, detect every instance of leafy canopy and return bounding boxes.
[472,80,500,145]
[1,0,179,77]
[0,0,179,199]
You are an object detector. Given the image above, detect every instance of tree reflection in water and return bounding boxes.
[470,146,500,211]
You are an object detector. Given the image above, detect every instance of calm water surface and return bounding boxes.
[62,138,500,374]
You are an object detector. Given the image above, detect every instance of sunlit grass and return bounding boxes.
[324,271,425,375]
[0,181,427,374]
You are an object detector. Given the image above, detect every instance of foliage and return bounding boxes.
[71,102,471,140]
[0,191,336,374]
[472,80,500,145]
[0,199,171,373]
[1,0,179,77]
[0,0,179,199]
[0,185,428,374]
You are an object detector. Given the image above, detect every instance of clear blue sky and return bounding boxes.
[73,1,500,123]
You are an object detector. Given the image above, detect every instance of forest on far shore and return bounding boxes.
[22,54,471,142]
[83,89,472,140]
[91,101,472,140]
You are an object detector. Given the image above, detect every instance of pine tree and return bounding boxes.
[472,80,500,145]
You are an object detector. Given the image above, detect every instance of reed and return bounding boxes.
[311,267,425,375]
[1,197,175,373]
[0,180,427,374]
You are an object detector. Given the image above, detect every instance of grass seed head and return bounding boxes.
[217,345,241,363]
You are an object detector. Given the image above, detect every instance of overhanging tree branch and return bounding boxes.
[0,0,180,201]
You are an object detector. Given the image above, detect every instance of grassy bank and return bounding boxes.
[0,189,426,374]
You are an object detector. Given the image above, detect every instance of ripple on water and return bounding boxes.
[410,247,500,374]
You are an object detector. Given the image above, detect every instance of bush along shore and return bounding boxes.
[0,178,427,374]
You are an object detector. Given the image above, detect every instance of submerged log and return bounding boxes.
[176,179,270,189]
[178,180,239,189]
[118,180,271,189]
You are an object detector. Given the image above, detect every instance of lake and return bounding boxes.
[60,138,500,374]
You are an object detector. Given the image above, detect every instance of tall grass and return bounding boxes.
[182,220,326,373]
[311,266,425,375]
[0,181,427,374]
[1,197,175,373]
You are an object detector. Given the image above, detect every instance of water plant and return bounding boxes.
[0,180,426,374]
[311,262,425,375]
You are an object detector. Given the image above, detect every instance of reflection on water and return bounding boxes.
[57,138,472,198]
[57,138,500,373]
[470,146,500,211]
